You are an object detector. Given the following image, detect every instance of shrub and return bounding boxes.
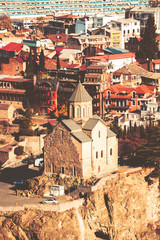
[0,139,6,145]
[14,146,24,156]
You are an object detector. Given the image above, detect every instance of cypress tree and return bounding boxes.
[136,15,158,60]
[39,49,45,72]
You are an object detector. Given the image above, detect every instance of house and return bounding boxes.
[34,77,58,115]
[46,33,68,47]
[44,82,118,178]
[125,37,142,53]
[86,52,136,72]
[0,76,33,108]
[83,65,110,116]
[112,63,148,87]
[115,110,142,130]
[125,6,160,35]
[104,84,156,115]
[67,35,110,55]
[141,72,160,91]
[0,104,15,122]
[152,59,160,73]
[109,18,140,48]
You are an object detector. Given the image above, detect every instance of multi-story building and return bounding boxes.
[0,76,33,108]
[104,84,156,115]
[125,6,160,35]
[67,35,110,55]
[0,0,149,18]
[83,65,109,116]
[109,18,141,48]
[34,77,58,114]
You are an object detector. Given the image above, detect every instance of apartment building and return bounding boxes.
[0,0,149,18]
[104,84,156,115]
[110,18,141,48]
[125,6,160,34]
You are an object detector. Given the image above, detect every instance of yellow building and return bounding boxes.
[106,28,122,48]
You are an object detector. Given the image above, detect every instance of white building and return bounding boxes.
[110,18,141,48]
[44,82,118,178]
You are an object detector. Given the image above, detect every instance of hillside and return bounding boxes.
[0,169,159,240]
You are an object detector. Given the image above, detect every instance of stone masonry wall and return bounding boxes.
[44,122,82,177]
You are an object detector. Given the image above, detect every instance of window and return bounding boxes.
[132,100,135,106]
[73,166,76,176]
[96,151,98,158]
[110,148,112,155]
[51,163,54,173]
[132,92,136,98]
[138,101,140,105]
[16,66,19,71]
[123,30,125,34]
[101,150,103,157]
[98,131,100,137]
[61,167,64,174]
[0,65,1,71]
[52,92,54,97]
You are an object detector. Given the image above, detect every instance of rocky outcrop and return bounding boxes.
[0,170,159,240]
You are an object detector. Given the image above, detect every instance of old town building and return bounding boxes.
[44,82,118,179]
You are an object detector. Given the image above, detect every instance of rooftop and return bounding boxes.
[69,82,92,103]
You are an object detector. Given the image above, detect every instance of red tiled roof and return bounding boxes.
[46,33,68,43]
[57,14,78,19]
[0,77,31,83]
[16,57,24,63]
[1,42,23,53]
[86,52,135,62]
[152,59,160,64]
[48,119,56,126]
[45,57,78,69]
[0,89,26,94]
[110,94,131,99]
[80,63,86,71]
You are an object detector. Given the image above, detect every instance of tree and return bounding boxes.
[39,49,45,72]
[19,108,34,136]
[14,146,24,156]
[56,53,60,70]
[136,15,158,60]
[0,14,13,31]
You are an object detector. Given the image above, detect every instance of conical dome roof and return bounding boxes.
[69,82,92,102]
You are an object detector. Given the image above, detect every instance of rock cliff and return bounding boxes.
[0,170,159,240]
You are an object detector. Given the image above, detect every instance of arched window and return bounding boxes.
[110,148,112,155]
[83,107,86,117]
[88,106,90,117]
[77,106,80,118]
[72,105,75,118]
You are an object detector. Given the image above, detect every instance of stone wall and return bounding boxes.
[44,122,83,177]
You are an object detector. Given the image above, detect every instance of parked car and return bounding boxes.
[40,198,58,204]
[13,180,24,185]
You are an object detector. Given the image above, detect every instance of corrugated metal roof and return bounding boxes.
[71,131,92,143]
[103,47,129,54]
[62,119,81,132]
[83,118,99,130]
[69,82,92,102]
[107,128,116,137]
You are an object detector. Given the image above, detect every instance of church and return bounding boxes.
[44,82,118,179]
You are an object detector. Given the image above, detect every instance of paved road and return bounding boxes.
[0,165,71,207]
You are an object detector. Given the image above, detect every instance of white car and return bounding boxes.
[40,198,58,204]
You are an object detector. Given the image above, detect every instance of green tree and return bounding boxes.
[136,15,158,60]
[39,49,45,72]
[19,108,34,136]
[56,54,60,70]
[0,14,13,31]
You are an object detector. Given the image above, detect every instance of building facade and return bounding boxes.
[0,0,149,18]
[44,82,118,178]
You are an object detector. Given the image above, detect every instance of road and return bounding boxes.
[0,165,45,207]
[0,165,71,207]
